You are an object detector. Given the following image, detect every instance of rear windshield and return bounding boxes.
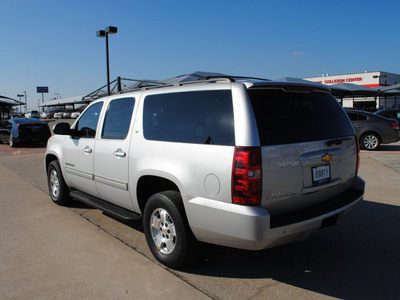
[248,89,354,146]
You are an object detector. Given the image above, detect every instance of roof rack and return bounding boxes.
[198,75,271,82]
[83,75,272,101]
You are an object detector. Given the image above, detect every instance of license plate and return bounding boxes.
[312,164,331,185]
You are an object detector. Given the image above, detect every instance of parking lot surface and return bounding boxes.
[0,139,399,299]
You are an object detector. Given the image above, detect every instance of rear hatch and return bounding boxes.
[18,122,51,138]
[247,85,358,217]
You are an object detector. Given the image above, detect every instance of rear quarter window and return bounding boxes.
[248,89,354,146]
[143,90,234,145]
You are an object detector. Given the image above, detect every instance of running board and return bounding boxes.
[70,190,141,221]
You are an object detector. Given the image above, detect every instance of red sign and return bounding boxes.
[324,77,362,84]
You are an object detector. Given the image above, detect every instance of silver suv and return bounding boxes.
[45,77,365,268]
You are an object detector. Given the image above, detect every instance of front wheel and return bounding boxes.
[47,160,71,206]
[361,133,380,150]
[143,191,199,269]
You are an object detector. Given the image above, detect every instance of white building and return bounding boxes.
[304,71,400,109]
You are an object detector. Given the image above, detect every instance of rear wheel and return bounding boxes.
[143,191,199,269]
[47,160,71,206]
[361,133,380,150]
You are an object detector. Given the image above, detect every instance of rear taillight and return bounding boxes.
[388,123,399,130]
[232,147,262,206]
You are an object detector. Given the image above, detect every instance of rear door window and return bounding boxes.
[248,89,354,146]
[143,90,234,145]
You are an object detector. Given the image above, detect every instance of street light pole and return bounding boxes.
[96,26,118,96]
[17,94,24,115]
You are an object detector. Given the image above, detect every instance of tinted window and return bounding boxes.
[248,89,354,146]
[75,102,103,138]
[102,98,135,139]
[143,90,234,145]
[347,113,358,121]
[358,114,367,121]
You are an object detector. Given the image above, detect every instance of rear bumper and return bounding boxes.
[16,133,51,143]
[185,176,364,250]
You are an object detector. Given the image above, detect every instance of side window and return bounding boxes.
[380,111,390,118]
[102,98,135,139]
[347,113,358,121]
[359,114,367,121]
[75,102,103,138]
[143,90,234,145]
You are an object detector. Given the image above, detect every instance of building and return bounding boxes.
[304,71,400,109]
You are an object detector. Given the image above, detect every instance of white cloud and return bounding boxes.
[291,51,305,56]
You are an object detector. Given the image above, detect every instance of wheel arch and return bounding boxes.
[45,153,60,174]
[136,175,180,214]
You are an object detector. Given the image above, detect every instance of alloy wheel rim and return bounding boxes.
[150,208,177,254]
[50,170,60,198]
[363,135,378,150]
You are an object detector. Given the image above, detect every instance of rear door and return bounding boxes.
[247,87,357,215]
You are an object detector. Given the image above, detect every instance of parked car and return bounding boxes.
[71,111,81,119]
[53,112,64,119]
[374,108,400,123]
[46,112,55,119]
[25,110,40,118]
[0,118,51,147]
[40,112,48,119]
[345,110,400,150]
[62,112,71,119]
[45,76,365,268]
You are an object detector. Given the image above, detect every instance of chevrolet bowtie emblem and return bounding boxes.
[322,153,333,162]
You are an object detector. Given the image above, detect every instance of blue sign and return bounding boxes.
[37,86,49,93]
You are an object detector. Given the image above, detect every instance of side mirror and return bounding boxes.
[53,122,72,135]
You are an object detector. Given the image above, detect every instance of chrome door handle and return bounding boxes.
[84,146,92,153]
[113,148,126,157]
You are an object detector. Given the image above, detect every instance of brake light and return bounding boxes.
[232,147,262,206]
[388,123,399,130]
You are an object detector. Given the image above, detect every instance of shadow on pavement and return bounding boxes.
[181,200,400,299]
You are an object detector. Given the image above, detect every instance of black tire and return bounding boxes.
[360,133,380,151]
[143,191,199,269]
[47,160,71,206]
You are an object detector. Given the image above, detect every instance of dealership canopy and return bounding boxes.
[0,95,22,106]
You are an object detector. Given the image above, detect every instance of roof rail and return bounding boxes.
[199,75,271,82]
[83,75,272,101]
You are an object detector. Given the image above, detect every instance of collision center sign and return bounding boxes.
[323,77,363,84]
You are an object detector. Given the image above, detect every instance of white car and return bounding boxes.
[71,112,81,119]
[25,110,40,118]
[53,112,63,119]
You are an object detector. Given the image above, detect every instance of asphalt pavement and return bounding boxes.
[0,140,400,299]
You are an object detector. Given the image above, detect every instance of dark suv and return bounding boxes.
[346,110,400,150]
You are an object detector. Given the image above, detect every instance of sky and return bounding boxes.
[1,0,400,110]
